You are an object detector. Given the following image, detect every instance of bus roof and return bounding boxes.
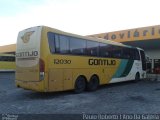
[22,26,138,49]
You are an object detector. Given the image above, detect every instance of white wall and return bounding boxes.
[145,49,160,59]
[145,49,160,70]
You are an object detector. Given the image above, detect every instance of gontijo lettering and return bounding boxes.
[88,59,116,65]
[16,51,38,57]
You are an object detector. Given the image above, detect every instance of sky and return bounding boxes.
[0,0,160,46]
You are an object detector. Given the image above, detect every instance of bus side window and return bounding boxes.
[87,41,99,56]
[48,32,60,54]
[99,43,111,57]
[122,48,131,59]
[135,50,140,60]
[47,32,56,53]
[129,49,135,60]
[59,35,69,54]
[112,46,122,58]
[6,56,10,61]
[70,37,86,55]
[55,35,60,53]
[2,56,7,61]
[131,49,140,60]
[10,56,15,62]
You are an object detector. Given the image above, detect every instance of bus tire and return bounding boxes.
[87,75,99,91]
[74,76,86,93]
[135,72,140,81]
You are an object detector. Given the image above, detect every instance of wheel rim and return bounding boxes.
[88,76,99,91]
[76,79,85,89]
[75,77,86,93]
[91,77,98,89]
[135,73,140,80]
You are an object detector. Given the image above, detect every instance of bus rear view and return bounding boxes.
[16,26,45,92]
[16,26,146,93]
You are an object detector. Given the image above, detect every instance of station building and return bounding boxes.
[0,25,160,73]
[0,44,16,54]
[89,25,160,73]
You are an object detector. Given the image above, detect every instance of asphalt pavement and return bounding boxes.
[0,72,160,120]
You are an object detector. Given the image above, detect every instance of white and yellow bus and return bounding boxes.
[16,26,146,93]
[0,53,15,72]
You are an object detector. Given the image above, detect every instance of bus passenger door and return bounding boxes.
[99,67,112,84]
[48,69,63,91]
[105,67,114,83]
[63,69,73,90]
[140,50,146,71]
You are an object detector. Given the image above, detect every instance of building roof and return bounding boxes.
[89,25,160,42]
[0,44,16,53]
[88,25,160,50]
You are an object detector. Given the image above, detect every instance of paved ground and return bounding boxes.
[0,72,160,119]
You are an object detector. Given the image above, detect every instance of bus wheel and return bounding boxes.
[135,72,140,81]
[74,76,86,93]
[87,75,99,91]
